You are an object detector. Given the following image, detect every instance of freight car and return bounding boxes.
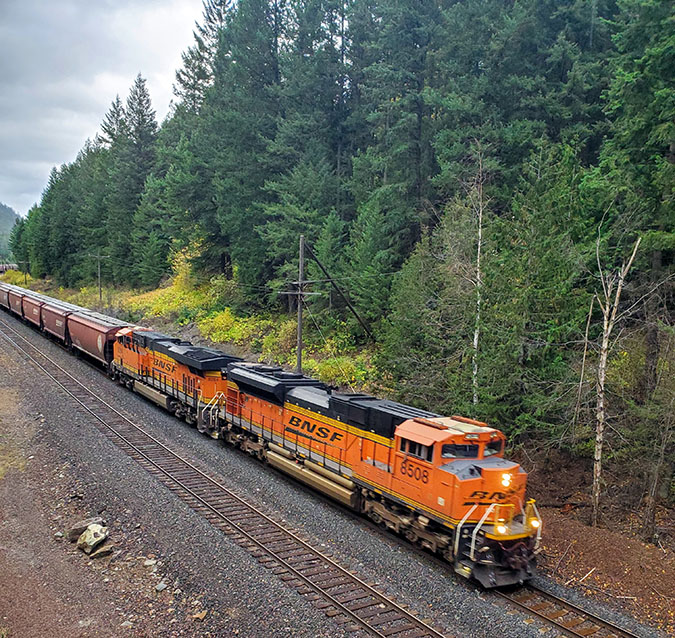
[0,284,541,588]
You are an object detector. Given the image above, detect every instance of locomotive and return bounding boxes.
[0,282,541,587]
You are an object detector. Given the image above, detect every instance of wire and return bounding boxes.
[301,271,401,285]
[303,301,357,393]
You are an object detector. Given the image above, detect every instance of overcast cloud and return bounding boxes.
[0,0,204,215]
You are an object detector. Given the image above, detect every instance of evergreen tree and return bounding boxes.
[107,75,158,284]
[174,0,232,112]
[197,0,285,295]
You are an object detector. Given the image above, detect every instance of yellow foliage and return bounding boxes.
[198,309,275,348]
[0,270,32,286]
[125,283,210,322]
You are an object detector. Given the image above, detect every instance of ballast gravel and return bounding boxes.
[1,312,665,638]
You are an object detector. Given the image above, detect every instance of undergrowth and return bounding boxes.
[1,265,374,390]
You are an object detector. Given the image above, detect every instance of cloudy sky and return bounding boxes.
[0,0,205,216]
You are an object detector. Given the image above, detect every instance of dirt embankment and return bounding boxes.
[525,449,675,635]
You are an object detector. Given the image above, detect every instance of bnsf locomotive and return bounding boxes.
[0,282,541,587]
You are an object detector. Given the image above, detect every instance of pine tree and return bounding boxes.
[99,95,127,147]
[196,0,285,295]
[174,0,233,112]
[107,75,158,284]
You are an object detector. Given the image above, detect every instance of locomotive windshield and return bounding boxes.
[484,439,503,457]
[441,443,478,459]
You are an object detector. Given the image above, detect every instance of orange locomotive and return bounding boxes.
[113,327,541,587]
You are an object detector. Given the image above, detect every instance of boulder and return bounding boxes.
[90,542,114,559]
[77,524,108,554]
[68,517,105,542]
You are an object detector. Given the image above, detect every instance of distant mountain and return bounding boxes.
[0,202,19,259]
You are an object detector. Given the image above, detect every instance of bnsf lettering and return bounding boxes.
[153,358,176,373]
[287,415,343,442]
[468,490,507,500]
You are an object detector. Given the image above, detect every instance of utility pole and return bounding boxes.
[278,235,319,375]
[296,234,305,374]
[88,250,109,307]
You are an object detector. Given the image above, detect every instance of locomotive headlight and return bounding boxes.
[496,524,508,535]
[501,473,512,488]
[530,518,541,529]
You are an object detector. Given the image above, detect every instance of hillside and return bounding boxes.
[0,202,18,259]
[8,0,674,547]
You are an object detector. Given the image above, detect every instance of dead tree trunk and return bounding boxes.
[591,236,641,526]
[463,144,490,407]
[471,156,485,407]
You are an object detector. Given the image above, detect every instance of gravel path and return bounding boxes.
[1,312,665,638]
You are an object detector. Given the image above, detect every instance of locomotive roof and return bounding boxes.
[156,341,240,372]
[227,363,327,403]
[286,385,331,412]
[128,328,241,372]
[328,393,439,439]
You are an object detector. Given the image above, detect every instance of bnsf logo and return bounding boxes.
[287,415,344,442]
[153,358,176,373]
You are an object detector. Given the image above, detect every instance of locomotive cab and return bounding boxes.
[392,415,541,587]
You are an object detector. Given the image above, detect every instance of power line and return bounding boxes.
[304,243,374,341]
[304,301,357,393]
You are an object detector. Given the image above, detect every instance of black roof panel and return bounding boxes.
[227,363,327,403]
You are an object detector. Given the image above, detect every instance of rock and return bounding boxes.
[77,524,108,554]
[68,517,104,542]
[155,581,167,592]
[54,531,64,539]
[120,621,133,628]
[90,543,114,559]
[143,559,157,567]
[192,610,207,621]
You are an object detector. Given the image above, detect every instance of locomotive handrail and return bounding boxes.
[201,390,225,424]
[454,503,477,558]
[470,503,496,561]
[528,500,542,550]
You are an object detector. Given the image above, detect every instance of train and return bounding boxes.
[0,281,541,588]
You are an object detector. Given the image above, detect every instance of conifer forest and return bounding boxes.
[9,1,674,532]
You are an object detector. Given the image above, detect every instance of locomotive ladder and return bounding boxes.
[0,316,449,638]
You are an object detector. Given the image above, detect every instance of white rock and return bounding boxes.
[68,517,104,542]
[77,524,108,554]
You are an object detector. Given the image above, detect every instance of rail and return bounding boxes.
[495,584,640,638]
[0,315,448,638]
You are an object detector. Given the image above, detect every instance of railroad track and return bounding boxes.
[495,584,640,638]
[0,314,645,638]
[0,316,447,638]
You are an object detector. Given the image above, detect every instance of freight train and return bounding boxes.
[0,282,541,587]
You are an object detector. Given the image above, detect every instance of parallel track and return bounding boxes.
[0,315,446,638]
[495,585,640,638]
[0,313,644,638]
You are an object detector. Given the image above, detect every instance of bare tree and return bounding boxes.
[462,143,490,406]
[591,235,641,526]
